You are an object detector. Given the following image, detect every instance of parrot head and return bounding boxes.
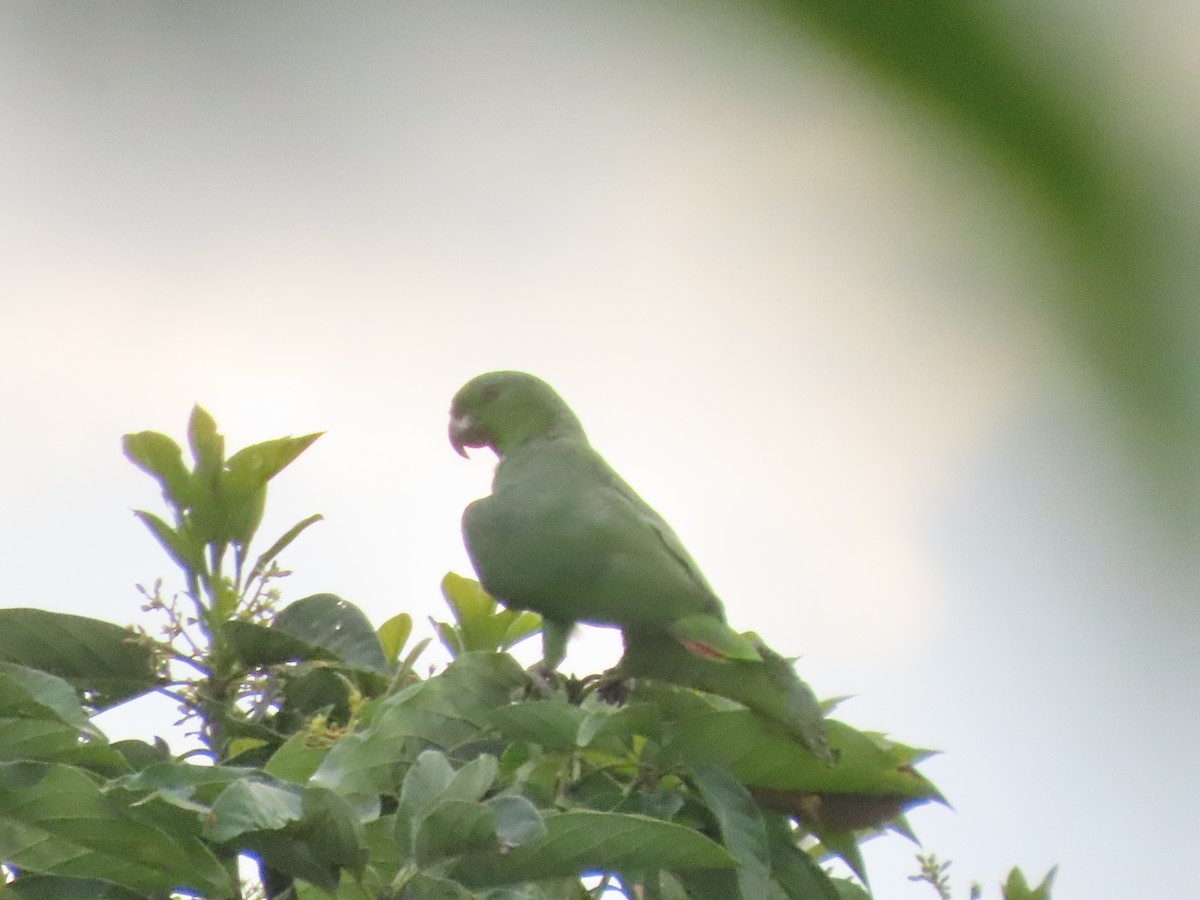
[449,371,585,458]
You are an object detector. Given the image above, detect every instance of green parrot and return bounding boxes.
[449,371,829,758]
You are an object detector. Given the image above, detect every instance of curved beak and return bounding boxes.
[449,411,486,458]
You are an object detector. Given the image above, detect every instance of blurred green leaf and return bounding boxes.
[768,0,1199,477]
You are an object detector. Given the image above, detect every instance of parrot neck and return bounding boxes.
[492,414,586,458]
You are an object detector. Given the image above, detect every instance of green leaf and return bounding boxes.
[0,760,231,895]
[185,406,224,544]
[131,509,204,577]
[274,594,389,674]
[109,738,171,771]
[280,666,355,722]
[249,512,324,582]
[240,785,368,891]
[0,662,99,736]
[394,751,502,861]
[415,798,496,864]
[112,760,368,896]
[0,609,160,711]
[400,749,456,809]
[487,795,546,847]
[378,612,413,664]
[0,717,93,764]
[264,731,331,784]
[222,618,339,668]
[220,433,320,546]
[395,871,478,900]
[498,610,543,651]
[441,572,497,622]
[395,749,457,859]
[121,430,191,510]
[762,812,839,900]
[431,618,465,657]
[577,702,663,750]
[224,432,323,491]
[312,653,527,796]
[1003,866,1058,900]
[187,404,223,472]
[687,763,771,900]
[0,874,149,899]
[450,810,737,887]
[489,701,587,750]
[206,777,304,843]
[830,877,872,900]
[221,479,266,547]
[444,753,500,803]
[112,759,254,810]
[814,828,870,890]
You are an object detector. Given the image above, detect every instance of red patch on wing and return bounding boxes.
[678,638,725,659]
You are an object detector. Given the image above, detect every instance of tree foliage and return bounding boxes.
[0,411,1050,898]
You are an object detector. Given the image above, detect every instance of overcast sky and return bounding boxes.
[2,3,1197,898]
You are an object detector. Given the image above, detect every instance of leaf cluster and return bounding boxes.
[0,408,1046,899]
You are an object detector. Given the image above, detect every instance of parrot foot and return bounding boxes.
[590,671,634,706]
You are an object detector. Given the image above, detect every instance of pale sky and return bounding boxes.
[2,3,1197,898]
